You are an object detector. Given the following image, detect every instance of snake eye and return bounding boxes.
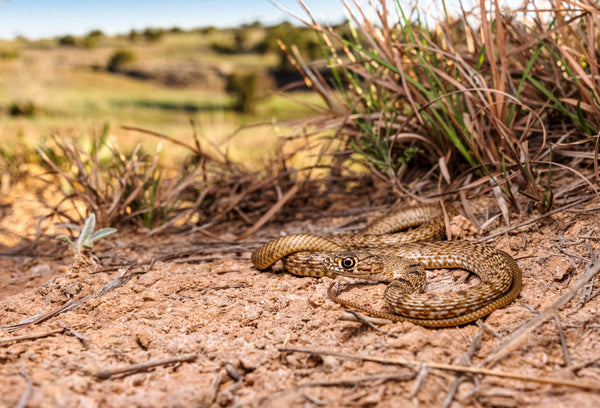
[340,257,356,269]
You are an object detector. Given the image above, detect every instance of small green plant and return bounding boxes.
[57,213,116,252]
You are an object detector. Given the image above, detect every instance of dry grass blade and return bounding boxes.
[481,255,600,367]
[15,364,33,408]
[0,327,67,345]
[239,184,299,239]
[279,0,600,213]
[35,130,203,230]
[279,347,600,391]
[95,354,198,379]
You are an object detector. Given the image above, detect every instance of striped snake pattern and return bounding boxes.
[251,204,522,327]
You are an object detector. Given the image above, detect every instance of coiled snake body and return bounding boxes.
[251,204,522,327]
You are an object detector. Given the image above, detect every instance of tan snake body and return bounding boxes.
[251,205,522,327]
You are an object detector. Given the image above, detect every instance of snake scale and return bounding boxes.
[251,204,522,327]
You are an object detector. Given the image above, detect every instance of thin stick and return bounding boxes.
[410,364,429,398]
[60,322,89,344]
[260,372,415,407]
[0,327,66,345]
[299,372,415,388]
[239,184,299,239]
[95,354,198,379]
[15,364,33,408]
[442,329,482,408]
[278,347,600,391]
[343,310,398,337]
[477,196,589,242]
[121,125,219,163]
[0,272,143,332]
[481,258,600,367]
[554,312,572,367]
[339,312,393,326]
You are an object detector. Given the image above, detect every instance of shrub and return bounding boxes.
[226,71,275,113]
[58,35,77,46]
[289,0,600,213]
[83,29,104,48]
[233,29,250,53]
[211,42,236,54]
[142,28,165,42]
[107,49,136,72]
[9,101,38,116]
[200,26,216,35]
[87,29,104,38]
[128,29,138,42]
[0,49,20,60]
[226,72,258,113]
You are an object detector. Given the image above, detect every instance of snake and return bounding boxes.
[251,204,522,327]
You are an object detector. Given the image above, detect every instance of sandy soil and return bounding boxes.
[1,193,600,407]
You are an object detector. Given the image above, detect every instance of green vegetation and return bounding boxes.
[0,26,321,165]
[83,29,104,48]
[142,27,166,42]
[226,71,275,113]
[57,213,116,252]
[106,49,136,72]
[58,34,77,46]
[3,1,597,237]
[8,100,38,116]
[290,0,600,214]
[0,49,20,60]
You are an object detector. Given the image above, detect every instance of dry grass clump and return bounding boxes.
[4,0,600,238]
[283,0,600,216]
[34,125,203,231]
[30,123,351,238]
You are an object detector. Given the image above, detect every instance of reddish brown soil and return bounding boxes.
[1,192,600,407]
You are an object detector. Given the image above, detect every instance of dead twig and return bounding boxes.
[0,327,66,346]
[554,312,572,367]
[339,311,393,326]
[238,184,299,240]
[278,347,600,391]
[409,364,429,398]
[15,364,33,408]
[60,322,89,345]
[95,353,198,379]
[260,371,415,407]
[442,329,482,408]
[343,309,398,337]
[0,272,144,332]
[482,257,600,367]
[297,372,415,388]
[478,196,590,242]
[0,297,87,333]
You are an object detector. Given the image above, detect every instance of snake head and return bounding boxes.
[324,251,381,278]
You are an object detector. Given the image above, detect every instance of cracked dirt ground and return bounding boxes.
[1,193,600,407]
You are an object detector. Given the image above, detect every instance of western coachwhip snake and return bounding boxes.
[251,204,522,327]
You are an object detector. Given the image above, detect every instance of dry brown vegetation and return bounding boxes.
[2,0,600,407]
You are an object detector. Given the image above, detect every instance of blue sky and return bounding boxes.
[0,0,350,40]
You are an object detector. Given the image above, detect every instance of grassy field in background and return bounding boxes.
[0,28,325,165]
